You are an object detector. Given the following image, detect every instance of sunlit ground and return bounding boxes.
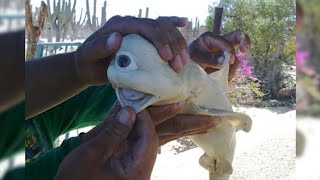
[296,116,320,180]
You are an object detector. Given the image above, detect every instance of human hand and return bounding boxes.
[223,30,251,81]
[92,101,222,146]
[146,101,222,145]
[74,16,189,86]
[55,107,158,180]
[188,30,251,81]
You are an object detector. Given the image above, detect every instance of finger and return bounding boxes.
[94,16,186,63]
[80,101,122,143]
[156,17,188,60]
[156,115,222,135]
[77,32,122,61]
[159,130,207,146]
[223,30,251,52]
[228,58,240,82]
[134,18,173,60]
[166,29,187,59]
[147,101,186,125]
[87,107,136,158]
[180,49,190,65]
[189,43,226,69]
[157,16,188,27]
[200,32,235,54]
[198,32,236,64]
[126,110,158,173]
[169,55,183,73]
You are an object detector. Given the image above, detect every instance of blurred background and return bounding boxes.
[296,0,320,179]
[0,0,24,179]
[0,0,24,33]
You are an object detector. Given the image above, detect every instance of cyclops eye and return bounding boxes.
[115,53,138,72]
[117,55,131,68]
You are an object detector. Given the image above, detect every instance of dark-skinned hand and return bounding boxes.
[55,107,158,180]
[82,101,222,147]
[188,30,251,81]
[74,15,189,86]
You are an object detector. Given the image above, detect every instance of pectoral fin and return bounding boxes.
[194,105,252,132]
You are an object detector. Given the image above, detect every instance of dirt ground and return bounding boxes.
[151,106,296,180]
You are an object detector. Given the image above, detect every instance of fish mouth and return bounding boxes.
[115,87,157,112]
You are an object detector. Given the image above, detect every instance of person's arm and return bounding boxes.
[26,16,189,119]
[0,30,25,113]
[25,52,87,119]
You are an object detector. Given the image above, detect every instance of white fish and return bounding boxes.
[107,34,252,180]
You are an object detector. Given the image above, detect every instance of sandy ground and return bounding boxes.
[296,117,320,180]
[151,107,296,180]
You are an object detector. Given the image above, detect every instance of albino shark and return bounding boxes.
[107,34,252,180]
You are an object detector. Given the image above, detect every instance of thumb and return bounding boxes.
[78,32,122,61]
[87,107,136,159]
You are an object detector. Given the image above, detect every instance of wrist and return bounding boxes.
[71,51,90,89]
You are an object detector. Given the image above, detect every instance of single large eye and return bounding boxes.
[117,55,131,68]
[115,53,138,72]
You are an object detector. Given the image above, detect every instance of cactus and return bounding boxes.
[138,9,142,18]
[137,7,149,18]
[86,0,107,31]
[25,0,47,60]
[46,0,76,42]
[70,7,86,41]
[193,17,200,38]
[145,7,149,18]
[101,0,107,26]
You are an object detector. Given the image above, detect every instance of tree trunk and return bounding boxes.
[25,0,47,60]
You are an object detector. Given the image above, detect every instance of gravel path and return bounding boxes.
[151,107,296,180]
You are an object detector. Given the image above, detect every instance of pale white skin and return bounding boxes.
[107,34,252,180]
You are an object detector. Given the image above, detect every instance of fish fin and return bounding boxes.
[199,153,233,176]
[194,105,252,132]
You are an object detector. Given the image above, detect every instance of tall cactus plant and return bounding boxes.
[101,0,107,25]
[138,7,149,18]
[70,7,86,41]
[193,17,200,38]
[85,0,107,31]
[46,0,76,42]
[137,7,149,18]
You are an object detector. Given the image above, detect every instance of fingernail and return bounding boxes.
[162,44,173,60]
[117,108,132,125]
[106,32,117,48]
[218,56,225,65]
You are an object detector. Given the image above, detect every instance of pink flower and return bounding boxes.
[296,51,309,70]
[296,39,309,71]
[236,52,246,59]
[237,53,254,77]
